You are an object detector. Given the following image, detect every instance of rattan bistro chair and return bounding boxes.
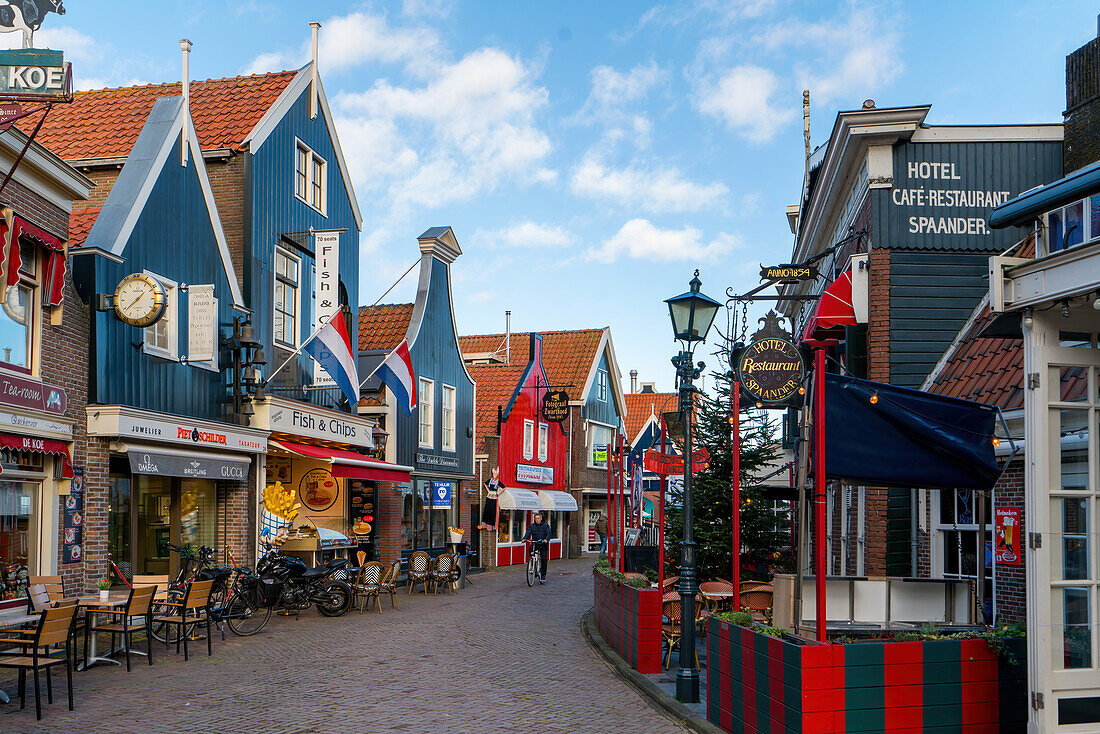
[379,560,401,611]
[429,553,455,595]
[0,603,78,720]
[406,551,431,595]
[353,562,383,614]
[661,598,700,670]
[83,585,156,671]
[153,579,214,661]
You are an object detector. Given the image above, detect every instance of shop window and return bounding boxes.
[1047,196,1100,254]
[403,480,452,552]
[589,422,613,468]
[274,247,299,348]
[0,241,37,373]
[442,384,456,452]
[294,139,327,214]
[523,420,534,460]
[597,369,607,401]
[143,271,178,360]
[538,422,548,461]
[0,481,37,600]
[418,378,434,448]
[936,489,990,581]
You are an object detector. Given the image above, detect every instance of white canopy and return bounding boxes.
[537,490,578,511]
[498,488,542,511]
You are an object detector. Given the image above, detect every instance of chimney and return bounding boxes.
[310,22,321,120]
[640,382,656,394]
[629,370,638,394]
[505,311,511,364]
[180,39,192,167]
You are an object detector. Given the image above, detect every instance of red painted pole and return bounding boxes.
[658,416,667,590]
[813,348,827,643]
[618,432,626,572]
[606,439,613,564]
[732,381,741,594]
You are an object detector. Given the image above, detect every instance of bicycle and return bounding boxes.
[526,540,547,587]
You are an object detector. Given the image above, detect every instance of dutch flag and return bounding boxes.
[375,338,417,416]
[303,310,360,407]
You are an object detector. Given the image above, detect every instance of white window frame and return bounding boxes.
[588,421,614,468]
[932,489,992,580]
[597,369,607,402]
[1044,194,1100,256]
[294,138,327,215]
[0,239,40,376]
[273,246,300,349]
[523,419,535,460]
[441,384,456,452]
[418,378,434,448]
[142,271,178,361]
[538,422,548,461]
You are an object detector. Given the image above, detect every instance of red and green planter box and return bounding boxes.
[707,619,1027,733]
[593,570,663,674]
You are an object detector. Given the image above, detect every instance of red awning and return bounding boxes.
[271,439,412,483]
[0,213,66,306]
[801,269,857,343]
[0,432,73,477]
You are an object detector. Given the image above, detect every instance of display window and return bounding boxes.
[401,478,456,552]
[0,480,38,600]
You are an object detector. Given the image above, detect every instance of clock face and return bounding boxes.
[113,274,167,327]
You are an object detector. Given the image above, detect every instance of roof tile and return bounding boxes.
[358,303,414,352]
[459,328,605,397]
[623,391,677,443]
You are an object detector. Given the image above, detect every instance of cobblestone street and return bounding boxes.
[0,559,686,734]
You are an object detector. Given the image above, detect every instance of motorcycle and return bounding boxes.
[256,551,353,617]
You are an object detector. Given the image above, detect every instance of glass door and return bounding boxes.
[134,475,173,576]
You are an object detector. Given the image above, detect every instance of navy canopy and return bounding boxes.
[821,373,1001,491]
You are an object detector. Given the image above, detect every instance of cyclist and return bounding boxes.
[522,512,552,582]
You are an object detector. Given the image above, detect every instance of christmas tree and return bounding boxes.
[664,369,792,582]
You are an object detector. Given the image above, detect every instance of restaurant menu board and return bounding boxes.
[347,480,376,539]
[62,468,84,563]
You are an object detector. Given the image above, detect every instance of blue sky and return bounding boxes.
[22,1,1099,391]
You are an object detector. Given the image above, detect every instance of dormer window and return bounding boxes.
[295,139,327,215]
[1047,195,1100,254]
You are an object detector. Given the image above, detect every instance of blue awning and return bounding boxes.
[989,160,1099,229]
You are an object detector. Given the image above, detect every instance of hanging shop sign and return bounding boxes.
[0,101,21,130]
[515,464,554,485]
[995,506,1022,566]
[541,391,570,423]
[643,447,710,476]
[186,284,217,364]
[311,231,340,387]
[0,49,71,101]
[0,372,66,415]
[736,338,806,404]
[431,481,453,509]
[759,264,817,284]
[299,467,339,512]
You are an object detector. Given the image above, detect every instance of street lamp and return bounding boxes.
[664,270,720,704]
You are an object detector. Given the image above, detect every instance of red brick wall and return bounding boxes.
[216,475,253,566]
[867,248,891,383]
[205,156,245,292]
[4,179,69,238]
[377,481,403,566]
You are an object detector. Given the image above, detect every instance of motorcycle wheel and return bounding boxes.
[225,593,272,636]
[315,581,353,617]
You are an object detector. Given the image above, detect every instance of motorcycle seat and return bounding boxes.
[325,558,349,569]
[302,568,327,580]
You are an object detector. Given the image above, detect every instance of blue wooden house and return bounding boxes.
[358,227,476,563]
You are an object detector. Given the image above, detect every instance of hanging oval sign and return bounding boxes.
[736,338,806,404]
[542,390,570,423]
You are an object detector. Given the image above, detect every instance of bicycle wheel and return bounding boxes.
[526,553,535,587]
[225,593,272,636]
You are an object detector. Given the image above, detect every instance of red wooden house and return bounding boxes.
[468,333,572,566]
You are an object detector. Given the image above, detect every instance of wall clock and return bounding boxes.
[113,273,167,327]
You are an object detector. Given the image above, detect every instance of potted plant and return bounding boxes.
[97,578,111,601]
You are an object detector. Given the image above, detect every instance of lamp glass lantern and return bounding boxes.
[664,274,721,343]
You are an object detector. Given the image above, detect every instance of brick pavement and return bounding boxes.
[0,558,687,734]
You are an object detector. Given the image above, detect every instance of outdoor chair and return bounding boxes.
[406,551,431,595]
[0,603,78,720]
[353,561,383,614]
[699,580,735,614]
[153,578,214,661]
[660,599,699,670]
[740,586,773,624]
[429,553,455,594]
[25,584,52,613]
[661,575,679,591]
[82,585,156,671]
[131,575,171,603]
[379,560,401,611]
[29,576,65,605]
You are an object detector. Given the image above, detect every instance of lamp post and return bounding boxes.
[665,270,720,704]
[226,316,266,425]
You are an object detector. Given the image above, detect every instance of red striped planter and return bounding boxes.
[593,570,662,674]
[706,619,1027,733]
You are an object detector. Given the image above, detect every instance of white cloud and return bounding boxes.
[586,62,664,113]
[474,221,574,250]
[402,0,455,19]
[571,153,727,213]
[788,13,902,104]
[587,219,740,263]
[695,65,795,143]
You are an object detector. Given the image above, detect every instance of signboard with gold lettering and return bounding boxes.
[541,390,569,423]
[759,264,817,284]
[736,338,805,404]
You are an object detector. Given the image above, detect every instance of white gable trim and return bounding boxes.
[579,328,628,416]
[242,65,363,229]
[403,249,476,388]
[631,413,661,449]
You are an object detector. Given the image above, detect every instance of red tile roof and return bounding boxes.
[459,328,606,398]
[31,71,299,160]
[66,207,100,248]
[623,391,677,443]
[468,362,527,452]
[358,303,414,352]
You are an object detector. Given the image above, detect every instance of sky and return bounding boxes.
[16,1,1100,391]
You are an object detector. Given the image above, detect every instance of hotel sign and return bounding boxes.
[0,49,71,101]
[736,338,806,404]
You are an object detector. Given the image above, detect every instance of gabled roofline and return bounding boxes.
[241,64,363,229]
[0,127,93,210]
[579,328,628,417]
